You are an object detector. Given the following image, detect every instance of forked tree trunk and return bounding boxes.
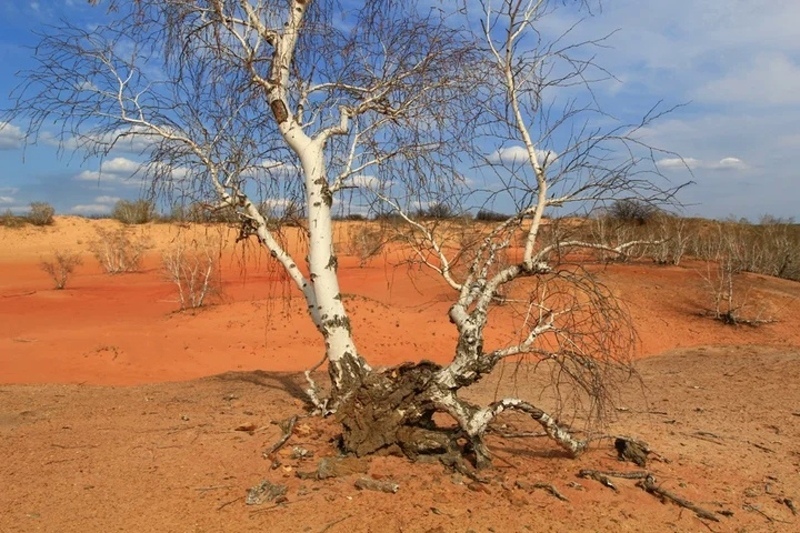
[262,0,585,468]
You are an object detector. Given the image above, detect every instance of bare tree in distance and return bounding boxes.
[7,0,682,468]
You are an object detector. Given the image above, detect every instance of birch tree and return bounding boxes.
[8,0,678,468]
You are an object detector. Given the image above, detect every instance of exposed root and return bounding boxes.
[470,399,587,458]
[304,355,332,414]
[263,415,298,463]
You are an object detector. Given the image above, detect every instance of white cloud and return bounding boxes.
[46,125,163,153]
[70,204,113,215]
[693,53,800,106]
[0,121,24,150]
[349,174,379,189]
[657,156,746,171]
[241,159,296,178]
[0,196,14,204]
[716,157,745,170]
[102,157,141,174]
[74,171,115,182]
[261,198,293,209]
[74,157,144,183]
[95,195,121,204]
[488,146,558,166]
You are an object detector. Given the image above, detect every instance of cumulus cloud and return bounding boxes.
[69,195,121,215]
[46,125,164,153]
[70,204,113,215]
[489,145,558,167]
[74,157,144,183]
[0,121,24,151]
[241,159,296,178]
[657,156,746,171]
[95,195,121,204]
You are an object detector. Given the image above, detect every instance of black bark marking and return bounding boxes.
[270,100,289,123]
[326,254,338,271]
[323,314,351,334]
[321,184,333,207]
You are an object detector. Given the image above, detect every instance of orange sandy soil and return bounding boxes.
[2,217,800,532]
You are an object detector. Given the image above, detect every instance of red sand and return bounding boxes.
[2,217,799,532]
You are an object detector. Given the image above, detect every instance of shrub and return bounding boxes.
[646,213,692,266]
[333,213,366,221]
[162,237,222,310]
[696,223,776,326]
[475,209,509,222]
[111,199,155,224]
[0,209,25,228]
[89,227,153,273]
[39,250,82,289]
[28,202,55,226]
[606,198,658,225]
[418,202,455,220]
[345,225,386,267]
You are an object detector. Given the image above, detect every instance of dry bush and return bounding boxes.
[28,202,55,226]
[474,209,508,222]
[587,216,649,262]
[606,198,658,225]
[700,259,774,326]
[687,218,800,281]
[0,209,26,228]
[345,224,387,267]
[646,214,692,266]
[39,250,82,289]
[89,227,153,273]
[697,224,775,326]
[111,199,155,225]
[162,236,222,310]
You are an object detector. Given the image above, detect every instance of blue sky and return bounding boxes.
[0,0,798,220]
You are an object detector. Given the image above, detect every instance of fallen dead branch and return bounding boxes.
[577,469,649,492]
[515,480,569,502]
[779,497,797,516]
[217,496,243,511]
[748,441,776,453]
[689,431,725,445]
[742,503,790,524]
[354,477,400,494]
[263,415,298,460]
[319,515,353,533]
[297,456,370,481]
[578,469,724,523]
[195,485,232,493]
[636,474,720,522]
[245,479,288,506]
